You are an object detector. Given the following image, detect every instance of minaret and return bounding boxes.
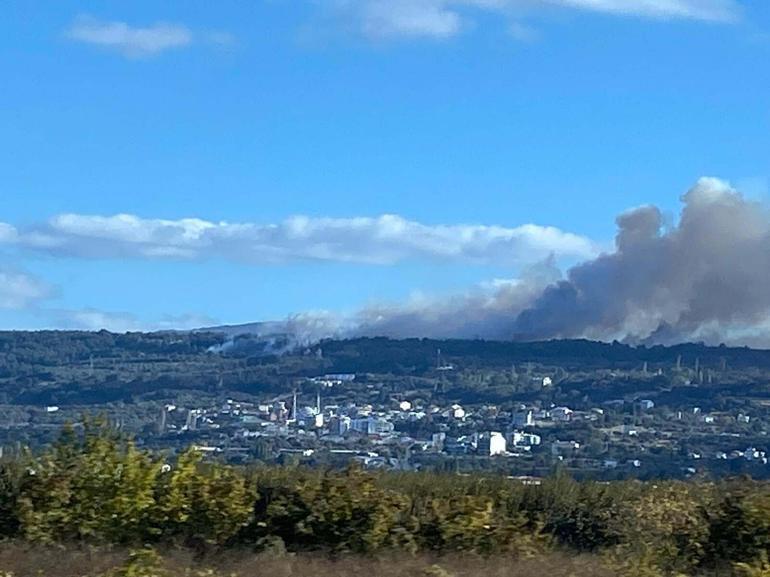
[158,406,167,434]
[292,390,298,422]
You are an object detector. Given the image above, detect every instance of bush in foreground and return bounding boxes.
[5,422,770,575]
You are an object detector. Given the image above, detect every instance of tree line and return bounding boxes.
[4,422,770,575]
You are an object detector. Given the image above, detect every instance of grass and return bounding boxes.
[0,544,614,577]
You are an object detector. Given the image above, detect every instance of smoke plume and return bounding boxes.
[213,177,770,349]
[511,177,770,345]
[332,177,770,346]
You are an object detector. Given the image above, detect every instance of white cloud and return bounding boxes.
[337,0,463,39]
[51,309,217,333]
[549,0,739,21]
[0,223,17,244]
[0,267,52,310]
[325,0,740,40]
[66,15,194,57]
[0,212,599,266]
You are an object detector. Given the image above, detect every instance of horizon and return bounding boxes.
[3,1,770,346]
[3,327,769,355]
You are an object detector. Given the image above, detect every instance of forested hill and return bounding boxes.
[6,330,770,482]
[314,337,770,372]
[1,330,769,406]
[1,330,770,372]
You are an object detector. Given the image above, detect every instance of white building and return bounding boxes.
[478,432,507,456]
[511,431,541,447]
[351,417,395,436]
[442,404,466,419]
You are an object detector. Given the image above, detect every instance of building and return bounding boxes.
[551,407,573,422]
[185,409,200,431]
[337,416,352,435]
[351,417,395,436]
[299,406,318,419]
[272,401,288,422]
[513,410,534,427]
[448,404,466,419]
[431,432,446,450]
[510,431,541,447]
[478,432,507,456]
[551,440,580,456]
[312,373,356,387]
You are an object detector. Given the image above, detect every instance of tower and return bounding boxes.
[185,409,197,431]
[158,406,167,434]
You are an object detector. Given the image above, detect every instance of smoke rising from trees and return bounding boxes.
[339,177,770,346]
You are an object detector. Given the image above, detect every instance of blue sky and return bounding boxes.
[1,0,769,332]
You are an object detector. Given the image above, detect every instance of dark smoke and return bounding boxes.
[216,178,770,348]
[352,177,770,346]
[512,177,770,345]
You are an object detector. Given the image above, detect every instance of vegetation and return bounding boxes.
[6,332,770,573]
[6,332,770,480]
[3,422,770,575]
[4,331,770,408]
[0,544,612,577]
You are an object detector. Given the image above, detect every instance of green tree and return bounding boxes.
[157,448,255,547]
[255,466,413,553]
[0,459,22,538]
[16,419,163,544]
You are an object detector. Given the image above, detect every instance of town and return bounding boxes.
[4,331,770,480]
[138,370,770,479]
